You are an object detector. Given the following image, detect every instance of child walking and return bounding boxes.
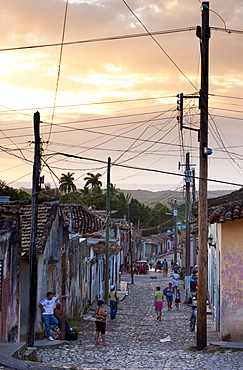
[166,282,173,310]
[175,288,181,310]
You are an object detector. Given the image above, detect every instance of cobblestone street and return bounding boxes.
[37,273,243,369]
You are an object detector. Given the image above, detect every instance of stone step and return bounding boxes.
[21,346,37,362]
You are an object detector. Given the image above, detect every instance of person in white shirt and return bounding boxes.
[172,272,180,293]
[38,291,69,340]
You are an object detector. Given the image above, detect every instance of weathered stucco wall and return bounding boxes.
[20,208,69,340]
[1,219,21,342]
[220,218,243,341]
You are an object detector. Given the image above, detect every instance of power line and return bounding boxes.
[209,93,243,100]
[0,95,176,113]
[211,26,243,35]
[0,109,179,133]
[47,0,69,144]
[43,152,243,188]
[117,118,178,166]
[121,0,197,90]
[113,111,172,164]
[0,26,240,54]
[7,172,33,186]
[45,110,177,170]
[0,27,197,53]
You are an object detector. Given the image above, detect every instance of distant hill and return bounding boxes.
[20,186,233,208]
[120,189,232,207]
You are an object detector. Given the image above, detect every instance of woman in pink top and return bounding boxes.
[154,286,163,321]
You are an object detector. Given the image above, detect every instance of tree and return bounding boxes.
[148,203,174,233]
[129,198,151,229]
[109,183,120,196]
[84,173,102,191]
[59,172,77,194]
[0,180,30,201]
[79,186,90,195]
[110,192,130,219]
[39,183,60,199]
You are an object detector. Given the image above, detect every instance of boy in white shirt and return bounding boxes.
[38,291,69,340]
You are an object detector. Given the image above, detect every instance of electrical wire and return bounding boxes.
[140,219,172,232]
[121,0,197,91]
[45,109,174,171]
[0,27,197,52]
[0,95,176,113]
[113,111,173,164]
[117,118,178,166]
[43,152,243,188]
[7,172,33,186]
[211,26,243,34]
[209,115,243,174]
[47,0,69,145]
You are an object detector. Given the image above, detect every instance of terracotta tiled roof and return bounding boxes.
[142,233,169,245]
[21,203,60,255]
[90,241,123,255]
[195,188,243,224]
[0,204,21,234]
[60,204,105,235]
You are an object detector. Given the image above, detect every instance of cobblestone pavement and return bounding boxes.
[37,273,243,370]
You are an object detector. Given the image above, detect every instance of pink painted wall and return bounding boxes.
[220,218,243,341]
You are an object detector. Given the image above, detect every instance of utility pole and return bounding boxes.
[192,168,197,266]
[185,152,192,301]
[105,157,111,304]
[197,2,210,350]
[26,111,41,347]
[127,203,134,284]
[61,253,67,340]
[173,199,178,265]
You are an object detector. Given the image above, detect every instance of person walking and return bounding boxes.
[172,270,180,293]
[95,299,109,346]
[175,288,181,310]
[190,270,198,293]
[165,282,173,310]
[109,285,118,320]
[162,259,168,276]
[154,286,164,321]
[38,292,69,341]
[155,260,162,273]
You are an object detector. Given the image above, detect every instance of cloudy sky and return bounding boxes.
[0,0,243,194]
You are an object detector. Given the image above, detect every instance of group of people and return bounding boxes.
[38,261,194,345]
[134,262,148,275]
[38,285,118,345]
[153,266,181,320]
[38,292,71,341]
[154,283,181,320]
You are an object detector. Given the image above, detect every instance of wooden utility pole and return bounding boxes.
[197,2,210,350]
[61,253,67,340]
[127,203,134,284]
[26,111,41,347]
[192,168,197,266]
[185,152,192,300]
[173,199,178,265]
[105,157,111,304]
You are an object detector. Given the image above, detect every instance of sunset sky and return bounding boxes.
[0,0,243,194]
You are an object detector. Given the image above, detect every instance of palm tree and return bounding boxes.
[109,183,120,196]
[84,172,102,190]
[59,172,77,194]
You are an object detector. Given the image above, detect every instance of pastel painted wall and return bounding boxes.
[220,218,243,341]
